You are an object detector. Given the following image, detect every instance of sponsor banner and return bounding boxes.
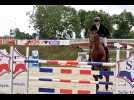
[116,78,134,94]
[17,40,70,46]
[0,81,11,94]
[0,48,28,94]
[117,54,134,94]
[59,40,70,45]
[13,80,27,94]
[117,89,134,94]
[13,48,27,94]
[46,40,60,45]
[0,51,11,94]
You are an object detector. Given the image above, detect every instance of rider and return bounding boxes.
[90,16,111,46]
[89,17,111,61]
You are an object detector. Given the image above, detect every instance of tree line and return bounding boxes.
[15,5,134,39]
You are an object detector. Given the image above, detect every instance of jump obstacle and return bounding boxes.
[29,66,114,94]
[0,42,133,94]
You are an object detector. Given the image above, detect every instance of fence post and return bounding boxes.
[25,42,30,94]
[114,43,122,94]
[126,45,133,58]
[9,40,15,94]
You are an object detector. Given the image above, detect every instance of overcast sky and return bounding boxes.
[0,5,33,36]
[0,5,134,36]
[67,5,134,15]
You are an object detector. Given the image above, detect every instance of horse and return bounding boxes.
[88,30,110,92]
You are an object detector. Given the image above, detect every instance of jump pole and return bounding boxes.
[9,40,15,94]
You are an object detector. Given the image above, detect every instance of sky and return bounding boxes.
[0,5,134,36]
[0,5,33,36]
[66,5,134,15]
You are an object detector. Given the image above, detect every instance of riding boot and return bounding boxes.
[88,57,91,62]
[88,45,93,62]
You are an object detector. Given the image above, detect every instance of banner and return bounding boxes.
[12,48,27,94]
[117,54,134,94]
[0,52,11,94]
[0,48,28,94]
[17,40,70,46]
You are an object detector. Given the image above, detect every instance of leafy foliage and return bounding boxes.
[16,6,134,39]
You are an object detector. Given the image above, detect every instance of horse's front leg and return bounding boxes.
[92,65,100,92]
[105,76,109,91]
[93,74,99,92]
[104,67,109,91]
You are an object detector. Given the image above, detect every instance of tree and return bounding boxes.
[14,28,20,33]
[112,10,134,38]
[32,33,37,39]
[14,28,33,39]
[29,6,134,39]
[78,9,87,29]
[30,5,81,39]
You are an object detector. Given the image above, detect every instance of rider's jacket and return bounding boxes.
[90,24,111,38]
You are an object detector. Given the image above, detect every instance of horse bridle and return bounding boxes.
[89,31,99,42]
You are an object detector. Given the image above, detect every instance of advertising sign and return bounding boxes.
[0,52,11,94]
[117,54,134,94]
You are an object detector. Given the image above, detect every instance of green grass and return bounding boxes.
[0,45,129,64]
[109,51,127,62]
[0,45,81,60]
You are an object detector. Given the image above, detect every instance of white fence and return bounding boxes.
[70,39,134,45]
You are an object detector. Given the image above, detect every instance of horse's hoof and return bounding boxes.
[99,75,103,79]
[93,75,96,78]
[93,75,97,78]
[91,67,94,70]
[96,84,99,91]
[93,75,98,81]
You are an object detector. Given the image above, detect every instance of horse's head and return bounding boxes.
[89,31,100,43]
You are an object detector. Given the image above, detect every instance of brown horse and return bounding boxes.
[88,30,109,92]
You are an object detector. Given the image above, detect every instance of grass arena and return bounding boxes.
[0,39,134,94]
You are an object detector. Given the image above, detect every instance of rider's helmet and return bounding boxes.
[94,17,101,22]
